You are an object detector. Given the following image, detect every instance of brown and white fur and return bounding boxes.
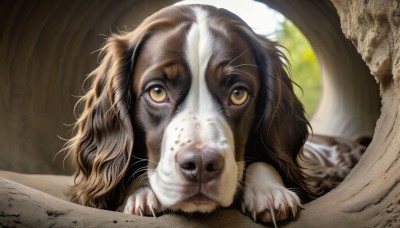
[66,4,366,226]
[297,134,368,196]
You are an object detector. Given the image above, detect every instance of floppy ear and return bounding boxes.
[247,34,313,196]
[67,33,138,210]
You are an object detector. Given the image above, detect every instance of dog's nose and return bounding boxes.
[178,150,224,183]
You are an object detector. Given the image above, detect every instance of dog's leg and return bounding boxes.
[117,174,162,217]
[242,162,302,227]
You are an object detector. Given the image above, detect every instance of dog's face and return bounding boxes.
[68,4,309,212]
[132,8,259,212]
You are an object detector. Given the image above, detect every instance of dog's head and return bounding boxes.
[68,4,309,212]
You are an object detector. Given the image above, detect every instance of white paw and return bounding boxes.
[123,187,161,217]
[242,185,302,225]
[242,162,302,227]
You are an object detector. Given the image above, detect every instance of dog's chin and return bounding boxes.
[169,194,219,213]
[153,186,235,214]
[164,190,238,213]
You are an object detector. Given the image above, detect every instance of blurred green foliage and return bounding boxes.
[275,19,321,117]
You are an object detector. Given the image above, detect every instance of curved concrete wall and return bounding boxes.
[0,0,380,174]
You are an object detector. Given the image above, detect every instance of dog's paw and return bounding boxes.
[242,162,302,227]
[242,185,302,226]
[123,187,161,217]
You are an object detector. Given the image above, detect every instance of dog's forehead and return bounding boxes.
[133,6,258,94]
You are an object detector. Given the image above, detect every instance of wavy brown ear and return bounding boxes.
[244,33,312,196]
[67,34,136,210]
[257,38,311,191]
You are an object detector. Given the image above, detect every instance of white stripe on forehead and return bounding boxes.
[184,7,217,113]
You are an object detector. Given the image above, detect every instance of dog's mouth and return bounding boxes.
[183,193,214,205]
[167,190,220,213]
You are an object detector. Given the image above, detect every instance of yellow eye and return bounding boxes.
[230,88,249,105]
[149,86,167,103]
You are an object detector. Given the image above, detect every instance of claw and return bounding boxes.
[269,209,277,228]
[241,202,246,214]
[290,206,296,218]
[138,208,143,217]
[150,207,156,218]
[252,211,257,222]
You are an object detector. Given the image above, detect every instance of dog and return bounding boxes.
[66,4,367,226]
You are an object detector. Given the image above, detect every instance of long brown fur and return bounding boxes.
[66,34,135,209]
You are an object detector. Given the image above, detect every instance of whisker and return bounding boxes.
[231,63,263,70]
[131,168,150,179]
[130,156,159,167]
[225,49,249,68]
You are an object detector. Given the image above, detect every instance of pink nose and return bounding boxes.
[177,150,224,183]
